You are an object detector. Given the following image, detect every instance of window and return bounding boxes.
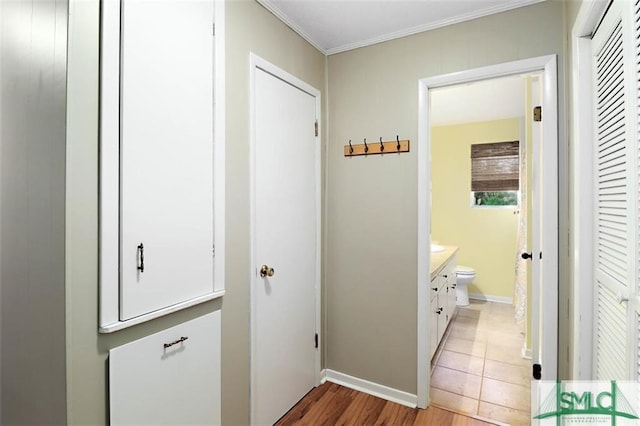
[471,141,519,207]
[473,191,518,206]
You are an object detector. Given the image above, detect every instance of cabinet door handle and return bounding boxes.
[163,336,188,349]
[431,287,438,291]
[137,243,145,273]
[442,274,448,278]
[436,307,443,314]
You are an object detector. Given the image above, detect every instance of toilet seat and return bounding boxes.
[456,265,475,275]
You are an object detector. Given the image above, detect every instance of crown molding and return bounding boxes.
[258,0,546,57]
[326,0,546,55]
[256,0,328,54]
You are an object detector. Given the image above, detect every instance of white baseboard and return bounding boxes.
[322,369,417,408]
[522,347,532,359]
[468,293,513,304]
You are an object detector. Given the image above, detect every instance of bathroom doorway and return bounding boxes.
[416,56,559,415]
[428,74,535,423]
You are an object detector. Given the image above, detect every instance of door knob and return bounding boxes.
[260,265,275,278]
[521,252,533,260]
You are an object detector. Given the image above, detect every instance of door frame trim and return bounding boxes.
[416,55,559,408]
[248,53,322,423]
[570,0,609,381]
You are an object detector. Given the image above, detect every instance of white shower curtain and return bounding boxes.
[514,140,527,323]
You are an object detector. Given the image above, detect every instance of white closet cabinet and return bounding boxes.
[100,0,225,331]
[118,0,214,320]
[109,311,221,425]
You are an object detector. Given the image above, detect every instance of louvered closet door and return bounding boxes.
[632,0,640,381]
[592,0,638,380]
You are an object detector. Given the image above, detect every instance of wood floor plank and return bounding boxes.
[283,383,355,426]
[276,383,501,426]
[373,400,418,425]
[276,381,333,424]
[335,392,386,425]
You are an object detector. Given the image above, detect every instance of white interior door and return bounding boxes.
[530,62,559,381]
[528,78,549,379]
[251,62,320,425]
[118,0,214,320]
[530,78,542,378]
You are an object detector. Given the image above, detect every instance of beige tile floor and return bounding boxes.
[430,300,531,425]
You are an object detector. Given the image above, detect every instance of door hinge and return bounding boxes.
[314,333,318,349]
[212,23,215,36]
[533,363,542,380]
[314,120,318,137]
[533,106,542,122]
[212,245,215,257]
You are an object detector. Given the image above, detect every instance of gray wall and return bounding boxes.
[325,0,570,394]
[64,1,326,424]
[0,0,68,424]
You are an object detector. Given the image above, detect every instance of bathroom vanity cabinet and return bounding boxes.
[429,250,458,359]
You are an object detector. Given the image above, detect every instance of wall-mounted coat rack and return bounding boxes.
[344,136,410,157]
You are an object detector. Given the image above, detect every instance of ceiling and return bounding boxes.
[431,74,534,126]
[257,0,546,55]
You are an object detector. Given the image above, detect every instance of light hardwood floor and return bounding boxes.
[276,382,505,425]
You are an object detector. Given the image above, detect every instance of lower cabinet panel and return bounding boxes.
[109,311,221,425]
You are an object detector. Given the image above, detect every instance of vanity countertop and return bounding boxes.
[430,245,458,280]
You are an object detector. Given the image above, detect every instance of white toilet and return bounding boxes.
[455,265,476,306]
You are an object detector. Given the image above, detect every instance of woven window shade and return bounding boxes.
[471,141,520,191]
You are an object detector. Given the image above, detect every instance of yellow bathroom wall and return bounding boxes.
[432,118,520,299]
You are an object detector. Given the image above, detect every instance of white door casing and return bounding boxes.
[250,55,322,425]
[570,0,607,380]
[417,55,559,408]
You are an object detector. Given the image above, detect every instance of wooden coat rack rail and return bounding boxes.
[344,136,410,157]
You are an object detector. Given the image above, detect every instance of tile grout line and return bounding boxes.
[476,337,488,415]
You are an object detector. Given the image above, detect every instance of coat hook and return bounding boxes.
[348,139,353,154]
[379,137,384,152]
[396,135,401,151]
[364,138,368,153]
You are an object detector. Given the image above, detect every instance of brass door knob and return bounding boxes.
[260,265,275,278]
